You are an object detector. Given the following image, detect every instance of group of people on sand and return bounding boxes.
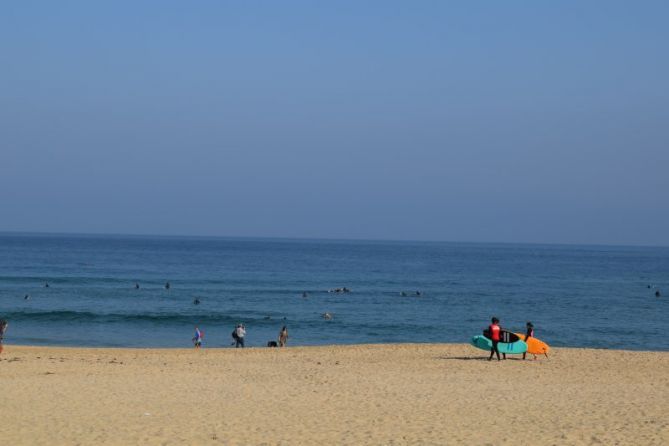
[487,317,535,361]
[192,324,288,349]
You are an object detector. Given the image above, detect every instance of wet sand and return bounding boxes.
[1,344,668,445]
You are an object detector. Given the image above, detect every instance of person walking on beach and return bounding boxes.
[0,320,8,355]
[234,324,246,348]
[522,322,534,360]
[488,317,501,361]
[192,327,203,349]
[278,326,288,347]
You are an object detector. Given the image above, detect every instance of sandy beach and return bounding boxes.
[1,344,668,445]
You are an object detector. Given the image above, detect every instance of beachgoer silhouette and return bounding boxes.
[488,317,501,361]
[233,324,246,348]
[279,326,288,347]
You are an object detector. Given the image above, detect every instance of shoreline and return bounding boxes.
[3,342,669,354]
[2,343,668,445]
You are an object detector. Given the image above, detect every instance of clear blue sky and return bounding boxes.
[1,1,667,245]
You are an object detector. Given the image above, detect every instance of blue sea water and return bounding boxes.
[0,234,667,350]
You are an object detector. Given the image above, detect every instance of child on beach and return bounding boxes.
[522,322,534,360]
[278,326,288,347]
[488,317,501,361]
[192,327,203,348]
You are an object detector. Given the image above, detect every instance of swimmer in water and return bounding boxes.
[24,294,30,300]
[193,298,201,305]
[165,281,171,290]
[134,283,140,289]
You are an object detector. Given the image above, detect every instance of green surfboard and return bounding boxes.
[471,335,527,354]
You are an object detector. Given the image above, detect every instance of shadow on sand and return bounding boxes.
[436,356,525,361]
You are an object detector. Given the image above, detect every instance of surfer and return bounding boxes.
[44,282,49,288]
[193,298,201,305]
[522,322,535,360]
[24,294,30,300]
[165,281,171,290]
[302,292,308,298]
[656,290,661,297]
[488,317,501,361]
[134,282,140,289]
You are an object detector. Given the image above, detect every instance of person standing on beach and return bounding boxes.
[0,320,8,355]
[278,326,288,347]
[522,322,534,360]
[234,324,246,348]
[488,317,501,361]
[193,327,203,349]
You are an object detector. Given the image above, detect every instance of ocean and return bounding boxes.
[0,233,667,350]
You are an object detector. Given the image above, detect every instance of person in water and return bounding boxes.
[134,282,140,289]
[192,327,203,348]
[278,326,288,347]
[522,322,534,360]
[488,317,501,361]
[165,281,171,290]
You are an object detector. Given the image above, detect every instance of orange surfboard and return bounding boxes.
[513,333,550,356]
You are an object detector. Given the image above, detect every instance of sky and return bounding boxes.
[1,1,668,245]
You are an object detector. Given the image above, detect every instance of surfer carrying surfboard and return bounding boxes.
[488,317,501,361]
[522,322,534,360]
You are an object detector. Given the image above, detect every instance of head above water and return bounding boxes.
[526,321,534,328]
[491,317,499,324]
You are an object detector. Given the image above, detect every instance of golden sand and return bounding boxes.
[1,344,668,445]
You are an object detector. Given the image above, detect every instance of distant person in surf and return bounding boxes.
[522,322,534,360]
[44,282,49,288]
[233,324,246,348]
[192,327,203,348]
[134,282,140,289]
[278,326,288,347]
[165,282,171,290]
[0,320,8,355]
[656,290,661,297]
[488,317,501,361]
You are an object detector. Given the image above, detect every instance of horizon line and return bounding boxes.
[0,229,667,250]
